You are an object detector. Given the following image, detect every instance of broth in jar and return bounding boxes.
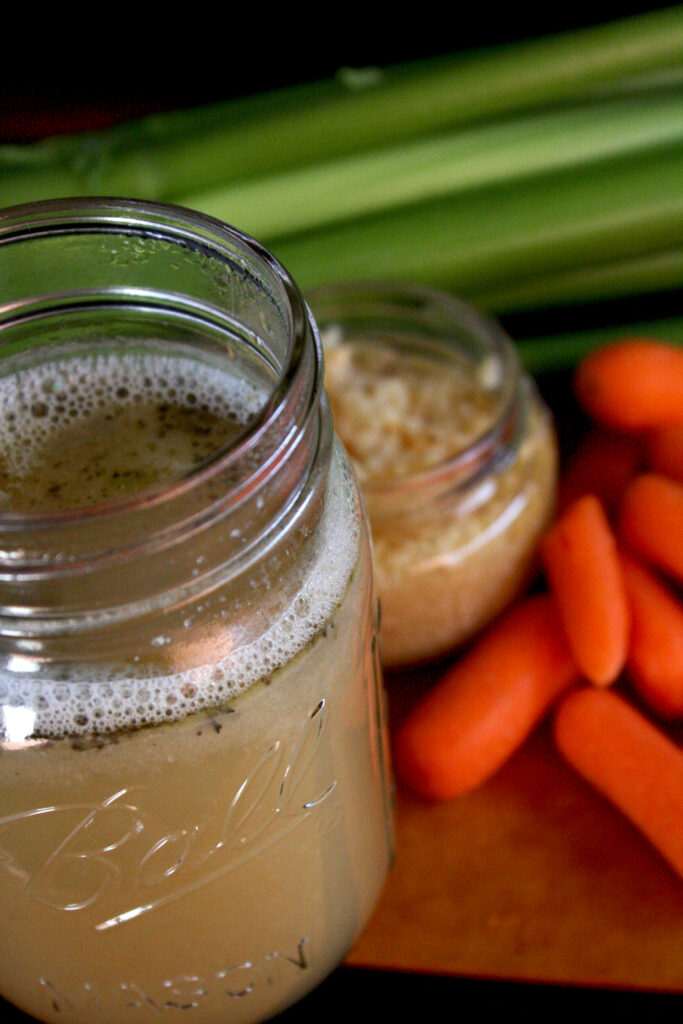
[0,200,393,1024]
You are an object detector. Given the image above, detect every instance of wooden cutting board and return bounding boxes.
[346,671,683,991]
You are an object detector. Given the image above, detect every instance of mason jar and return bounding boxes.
[308,281,558,669]
[0,200,393,1024]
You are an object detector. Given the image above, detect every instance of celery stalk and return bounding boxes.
[175,91,683,240]
[473,248,683,313]
[272,144,683,294]
[1,8,683,207]
[518,317,683,374]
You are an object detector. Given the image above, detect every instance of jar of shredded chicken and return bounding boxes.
[309,282,558,669]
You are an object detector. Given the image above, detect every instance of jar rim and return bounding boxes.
[308,279,521,499]
[0,197,321,530]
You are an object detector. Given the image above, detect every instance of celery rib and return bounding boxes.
[518,317,683,375]
[1,8,682,373]
[1,8,683,207]
[271,144,683,295]
[174,91,683,241]
[473,248,683,313]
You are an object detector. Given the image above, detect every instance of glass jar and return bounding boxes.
[308,281,558,669]
[0,200,393,1024]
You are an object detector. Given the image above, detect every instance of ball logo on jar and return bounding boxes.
[0,699,338,931]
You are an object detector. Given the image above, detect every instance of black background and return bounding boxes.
[2,4,679,140]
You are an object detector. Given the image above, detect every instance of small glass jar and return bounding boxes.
[309,281,558,669]
[0,200,393,1024]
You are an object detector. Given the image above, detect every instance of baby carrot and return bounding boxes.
[558,427,642,518]
[540,494,629,686]
[618,473,683,585]
[553,687,683,880]
[393,593,580,801]
[574,338,683,432]
[646,422,683,484]
[621,552,683,720]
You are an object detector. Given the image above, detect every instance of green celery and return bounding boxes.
[271,144,683,295]
[518,317,683,374]
[473,248,683,313]
[175,91,683,240]
[1,8,683,207]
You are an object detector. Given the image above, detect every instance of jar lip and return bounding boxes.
[308,279,521,497]
[0,197,320,529]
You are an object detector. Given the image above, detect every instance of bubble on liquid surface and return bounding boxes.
[0,345,361,739]
[0,350,268,512]
[3,454,359,739]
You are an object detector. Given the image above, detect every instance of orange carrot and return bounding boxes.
[646,422,683,484]
[574,338,683,432]
[540,494,629,686]
[619,473,683,585]
[620,552,683,720]
[393,594,580,801]
[558,427,642,518]
[553,687,683,880]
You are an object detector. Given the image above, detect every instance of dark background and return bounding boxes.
[2,4,678,140]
